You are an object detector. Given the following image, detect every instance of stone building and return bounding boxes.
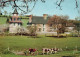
[27,14,75,35]
[27,14,54,33]
[9,9,22,33]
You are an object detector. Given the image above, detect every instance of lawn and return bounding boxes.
[0,36,80,57]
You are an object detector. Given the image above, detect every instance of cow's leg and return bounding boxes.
[33,52,35,56]
[47,51,49,55]
[42,50,44,55]
[54,51,57,53]
[50,50,52,54]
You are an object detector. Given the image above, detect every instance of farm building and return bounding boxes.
[9,9,22,33]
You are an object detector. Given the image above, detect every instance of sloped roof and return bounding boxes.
[31,16,49,24]
[13,9,18,14]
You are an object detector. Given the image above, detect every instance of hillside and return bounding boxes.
[0,16,29,27]
[0,17,7,25]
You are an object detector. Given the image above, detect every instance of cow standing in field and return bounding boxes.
[51,48,59,54]
[42,48,51,55]
[29,48,38,55]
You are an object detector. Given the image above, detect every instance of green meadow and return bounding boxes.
[0,36,80,57]
[0,16,28,27]
[0,17,7,25]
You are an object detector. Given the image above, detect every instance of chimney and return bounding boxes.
[43,14,48,20]
[29,15,32,23]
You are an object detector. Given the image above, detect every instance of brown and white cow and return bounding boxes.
[29,48,38,55]
[42,48,51,55]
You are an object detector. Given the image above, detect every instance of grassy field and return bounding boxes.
[0,17,7,25]
[0,16,28,27]
[0,51,80,57]
[22,19,28,27]
[0,36,80,57]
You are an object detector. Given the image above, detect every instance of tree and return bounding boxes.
[47,15,68,37]
[27,25,37,37]
[0,0,79,14]
[9,12,12,16]
[0,9,2,15]
[4,11,7,15]
[0,0,45,14]
[73,18,80,37]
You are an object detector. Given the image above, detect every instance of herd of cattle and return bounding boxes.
[13,47,62,56]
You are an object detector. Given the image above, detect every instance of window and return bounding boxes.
[18,23,19,25]
[43,28,45,31]
[38,28,41,32]
[14,18,16,21]
[10,18,12,21]
[43,24,44,27]
[18,18,21,21]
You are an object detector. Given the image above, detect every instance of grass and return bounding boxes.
[0,36,80,50]
[22,19,28,27]
[0,16,29,27]
[0,36,80,57]
[0,36,80,51]
[0,51,80,57]
[0,17,7,25]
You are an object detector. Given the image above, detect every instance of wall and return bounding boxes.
[9,23,21,33]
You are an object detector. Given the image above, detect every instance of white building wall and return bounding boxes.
[9,23,21,33]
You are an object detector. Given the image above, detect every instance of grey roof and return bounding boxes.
[31,16,49,24]
[13,9,18,14]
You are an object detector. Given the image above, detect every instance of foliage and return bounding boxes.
[47,15,68,37]
[73,20,80,37]
[0,0,45,14]
[27,26,37,36]
[0,0,79,14]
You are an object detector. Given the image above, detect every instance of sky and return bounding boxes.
[1,0,80,19]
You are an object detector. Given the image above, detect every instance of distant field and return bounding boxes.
[22,19,28,27]
[0,36,80,57]
[0,17,7,25]
[0,16,28,27]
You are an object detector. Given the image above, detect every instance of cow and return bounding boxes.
[42,48,51,55]
[29,48,38,55]
[51,48,59,54]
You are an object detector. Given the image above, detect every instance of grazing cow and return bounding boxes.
[29,48,38,55]
[42,48,51,55]
[51,48,59,54]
